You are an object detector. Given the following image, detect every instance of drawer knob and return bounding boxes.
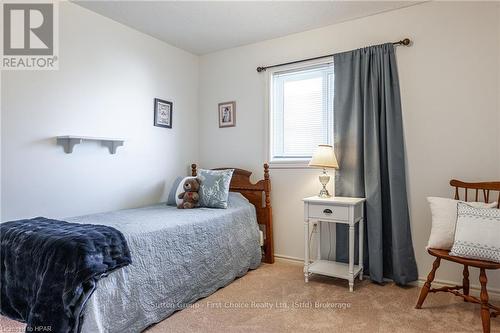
[323,208,333,214]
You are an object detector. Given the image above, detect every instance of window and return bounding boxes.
[269,62,333,166]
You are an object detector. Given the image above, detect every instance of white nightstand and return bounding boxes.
[303,196,366,292]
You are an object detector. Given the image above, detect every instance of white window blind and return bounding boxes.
[270,63,333,164]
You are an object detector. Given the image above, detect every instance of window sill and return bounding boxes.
[268,160,311,169]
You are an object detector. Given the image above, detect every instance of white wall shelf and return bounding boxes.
[56,136,125,154]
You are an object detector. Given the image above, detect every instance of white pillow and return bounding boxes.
[450,203,500,263]
[175,176,196,207]
[426,197,497,250]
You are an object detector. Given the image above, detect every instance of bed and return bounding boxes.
[68,164,274,332]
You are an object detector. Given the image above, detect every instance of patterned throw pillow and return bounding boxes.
[450,202,500,263]
[197,169,234,208]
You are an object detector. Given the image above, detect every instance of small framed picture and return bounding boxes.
[154,98,172,128]
[218,101,236,128]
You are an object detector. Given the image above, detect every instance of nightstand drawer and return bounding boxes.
[309,204,349,221]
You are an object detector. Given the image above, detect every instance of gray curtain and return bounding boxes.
[333,43,418,285]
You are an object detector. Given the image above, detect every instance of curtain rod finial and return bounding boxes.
[402,38,411,46]
[256,67,266,73]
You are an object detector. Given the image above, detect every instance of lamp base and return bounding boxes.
[317,169,332,198]
[318,187,331,198]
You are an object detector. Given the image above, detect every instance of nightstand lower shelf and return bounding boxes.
[307,260,363,280]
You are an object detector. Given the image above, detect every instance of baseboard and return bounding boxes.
[275,254,500,300]
[274,254,303,265]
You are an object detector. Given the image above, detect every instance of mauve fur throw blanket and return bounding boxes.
[0,217,132,333]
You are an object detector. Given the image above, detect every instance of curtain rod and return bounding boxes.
[256,38,411,73]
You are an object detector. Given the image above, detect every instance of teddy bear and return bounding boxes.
[177,178,200,209]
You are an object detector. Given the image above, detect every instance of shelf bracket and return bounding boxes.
[57,137,82,154]
[101,140,124,154]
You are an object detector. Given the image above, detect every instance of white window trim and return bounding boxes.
[264,57,333,169]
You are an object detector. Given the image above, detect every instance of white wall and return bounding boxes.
[199,1,500,290]
[1,3,199,220]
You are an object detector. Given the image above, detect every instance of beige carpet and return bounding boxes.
[1,261,499,332]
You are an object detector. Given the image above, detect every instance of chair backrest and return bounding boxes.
[450,179,500,208]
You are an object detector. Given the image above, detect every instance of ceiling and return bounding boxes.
[75,1,420,55]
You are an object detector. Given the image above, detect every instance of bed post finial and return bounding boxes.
[191,164,197,177]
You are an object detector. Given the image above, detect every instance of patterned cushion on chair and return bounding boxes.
[197,169,234,208]
[450,202,500,263]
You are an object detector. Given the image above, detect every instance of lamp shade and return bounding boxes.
[308,144,339,169]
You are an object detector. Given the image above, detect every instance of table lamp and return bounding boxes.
[308,144,338,198]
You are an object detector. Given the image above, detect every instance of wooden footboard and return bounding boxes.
[191,164,274,264]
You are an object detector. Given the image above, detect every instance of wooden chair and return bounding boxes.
[415,180,500,333]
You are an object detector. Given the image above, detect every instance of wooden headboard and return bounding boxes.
[450,179,500,208]
[191,163,274,264]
